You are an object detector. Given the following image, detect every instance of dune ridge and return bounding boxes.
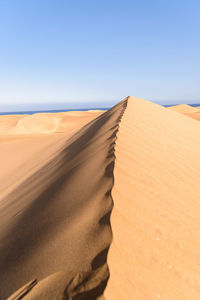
[0,99,127,299]
[2,96,200,299]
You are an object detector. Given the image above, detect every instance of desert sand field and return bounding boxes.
[1,97,200,299]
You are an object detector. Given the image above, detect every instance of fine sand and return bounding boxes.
[106,98,200,300]
[0,104,125,299]
[1,97,200,299]
[169,104,200,120]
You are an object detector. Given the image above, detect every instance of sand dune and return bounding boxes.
[0,110,103,201]
[1,97,200,299]
[169,104,198,114]
[105,97,200,299]
[169,104,200,121]
[0,102,126,299]
[183,111,200,121]
[0,110,104,135]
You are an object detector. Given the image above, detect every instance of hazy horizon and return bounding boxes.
[1,98,200,113]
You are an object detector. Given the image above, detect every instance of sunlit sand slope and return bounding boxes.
[0,101,126,299]
[105,97,200,300]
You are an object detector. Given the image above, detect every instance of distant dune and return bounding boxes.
[169,104,200,120]
[1,98,200,299]
[0,110,105,135]
[168,103,198,113]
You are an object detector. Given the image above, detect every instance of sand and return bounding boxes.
[0,104,125,299]
[1,97,200,299]
[168,104,198,114]
[0,110,104,199]
[106,97,200,299]
[169,104,200,121]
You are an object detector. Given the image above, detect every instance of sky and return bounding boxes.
[0,0,200,111]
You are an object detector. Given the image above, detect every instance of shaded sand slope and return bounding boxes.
[105,97,200,300]
[0,100,127,299]
[184,111,200,121]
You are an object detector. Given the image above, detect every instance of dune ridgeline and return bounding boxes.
[1,97,200,299]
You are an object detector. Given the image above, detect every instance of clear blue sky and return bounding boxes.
[0,0,200,110]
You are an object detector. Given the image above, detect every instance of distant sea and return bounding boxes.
[0,107,110,116]
[164,104,200,108]
[0,104,200,116]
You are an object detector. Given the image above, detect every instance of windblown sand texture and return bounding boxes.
[1,97,200,299]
